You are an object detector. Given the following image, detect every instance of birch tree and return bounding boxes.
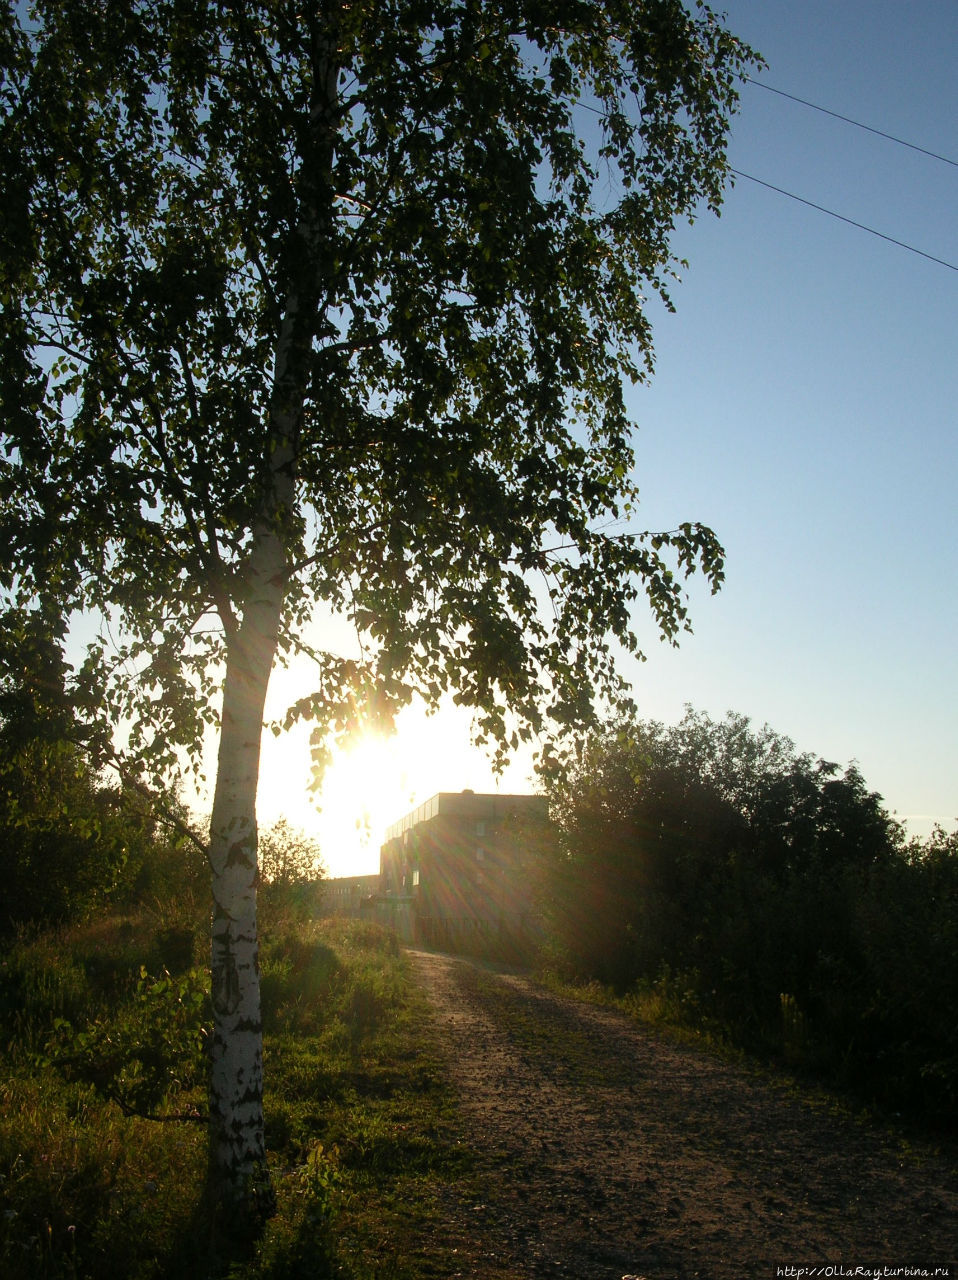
[1,0,757,1223]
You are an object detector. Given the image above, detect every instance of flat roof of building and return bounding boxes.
[323,873,380,890]
[383,791,547,843]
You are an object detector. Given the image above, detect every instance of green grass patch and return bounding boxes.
[1,910,472,1279]
[535,962,743,1061]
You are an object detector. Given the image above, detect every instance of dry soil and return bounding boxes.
[410,948,958,1280]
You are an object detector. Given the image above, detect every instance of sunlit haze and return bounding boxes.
[256,695,535,879]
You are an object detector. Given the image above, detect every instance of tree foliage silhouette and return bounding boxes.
[2,0,757,1220]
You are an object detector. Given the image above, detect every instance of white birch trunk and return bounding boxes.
[207,597,281,1217]
[206,13,339,1220]
[207,334,302,1217]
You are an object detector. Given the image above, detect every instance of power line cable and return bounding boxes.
[573,93,957,272]
[730,168,958,272]
[744,77,958,169]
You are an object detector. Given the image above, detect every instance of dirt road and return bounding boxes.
[410,948,958,1279]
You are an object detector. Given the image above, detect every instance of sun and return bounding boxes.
[256,689,539,879]
[255,724,403,878]
[256,705,436,878]
[311,730,419,875]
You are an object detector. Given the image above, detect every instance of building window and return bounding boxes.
[475,820,486,837]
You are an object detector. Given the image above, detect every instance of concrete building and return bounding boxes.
[379,790,548,956]
[319,873,380,919]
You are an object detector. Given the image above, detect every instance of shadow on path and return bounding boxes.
[410,949,958,1280]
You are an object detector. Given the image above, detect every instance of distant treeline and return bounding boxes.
[538,708,958,1128]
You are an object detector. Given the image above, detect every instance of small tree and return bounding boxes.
[0,605,197,926]
[2,0,757,1222]
[259,817,324,919]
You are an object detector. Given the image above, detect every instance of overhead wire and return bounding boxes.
[732,77,958,271]
[744,77,958,169]
[575,76,958,272]
[728,169,958,272]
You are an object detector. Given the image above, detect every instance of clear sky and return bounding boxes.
[256,0,958,876]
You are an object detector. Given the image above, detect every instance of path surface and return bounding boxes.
[410,948,958,1280]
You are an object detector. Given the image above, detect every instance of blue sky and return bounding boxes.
[620,0,957,830]
[266,0,958,873]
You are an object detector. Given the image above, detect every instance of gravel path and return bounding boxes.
[410,948,958,1280]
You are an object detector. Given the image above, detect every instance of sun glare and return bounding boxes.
[256,699,537,879]
[313,730,417,873]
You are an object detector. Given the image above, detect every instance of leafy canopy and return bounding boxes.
[540,706,903,991]
[1,0,757,781]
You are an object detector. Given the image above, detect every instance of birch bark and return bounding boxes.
[206,362,302,1213]
[206,12,339,1213]
[207,546,286,1216]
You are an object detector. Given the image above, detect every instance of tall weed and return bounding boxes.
[0,1071,205,1280]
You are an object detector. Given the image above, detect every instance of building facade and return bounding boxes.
[319,873,380,919]
[379,790,548,956]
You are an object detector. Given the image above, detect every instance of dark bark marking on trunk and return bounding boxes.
[227,836,253,867]
[211,929,241,1016]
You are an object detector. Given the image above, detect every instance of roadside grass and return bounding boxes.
[1,911,472,1280]
[535,963,738,1055]
[532,963,958,1167]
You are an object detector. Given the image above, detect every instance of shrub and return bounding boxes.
[539,708,958,1123]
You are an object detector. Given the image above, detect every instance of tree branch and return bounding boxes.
[92,741,212,865]
[113,1096,209,1124]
